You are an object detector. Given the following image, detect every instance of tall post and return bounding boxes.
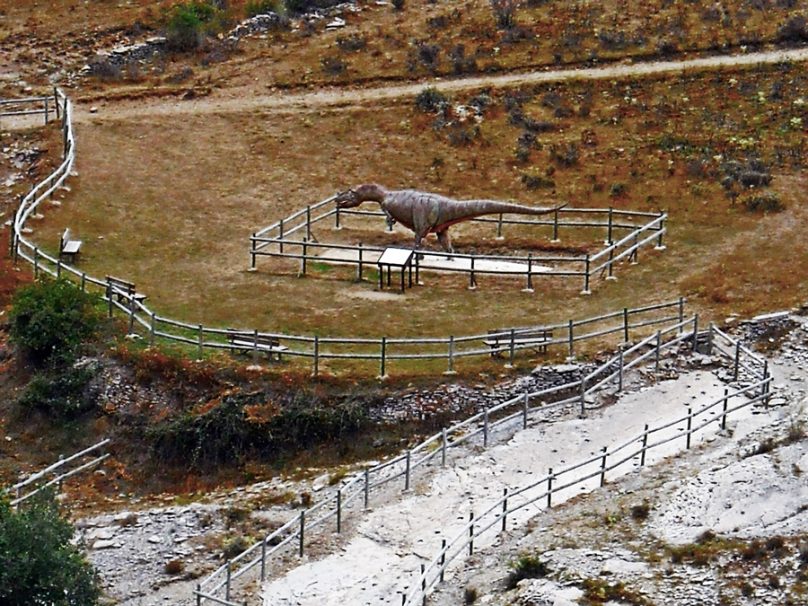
[197,324,203,360]
[522,393,529,429]
[582,254,591,294]
[763,361,770,405]
[301,238,307,276]
[261,537,267,581]
[404,450,411,492]
[655,330,661,372]
[692,314,699,352]
[380,337,387,378]
[446,336,455,375]
[439,539,447,582]
[599,447,608,487]
[686,407,692,449]
[468,511,474,555]
[551,208,559,242]
[606,207,613,244]
[279,218,284,253]
[335,205,341,229]
[364,468,370,508]
[44,96,49,124]
[501,487,509,532]
[53,87,60,120]
[617,349,624,392]
[496,213,503,239]
[313,336,320,377]
[56,257,62,279]
[357,242,363,281]
[336,489,342,533]
[252,329,259,364]
[546,468,553,507]
[623,307,629,343]
[469,257,476,289]
[568,319,574,360]
[483,408,489,448]
[721,387,729,430]
[656,211,666,248]
[250,233,257,271]
[525,254,533,291]
[33,248,38,278]
[196,584,202,606]
[107,278,114,318]
[442,428,448,467]
[640,424,649,466]
[733,341,741,381]
[579,376,587,417]
[299,510,305,557]
[677,297,685,329]
[225,562,231,601]
[607,246,615,279]
[306,205,312,241]
[707,323,714,354]
[149,312,156,345]
[507,328,515,368]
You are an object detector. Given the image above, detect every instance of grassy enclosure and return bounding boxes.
[27,62,808,375]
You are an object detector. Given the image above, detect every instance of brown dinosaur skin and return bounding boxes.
[335,183,565,252]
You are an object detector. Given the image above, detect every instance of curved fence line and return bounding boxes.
[7,91,686,377]
[249,198,667,293]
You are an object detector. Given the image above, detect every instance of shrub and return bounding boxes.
[321,56,347,76]
[336,34,366,52]
[164,1,222,51]
[245,0,284,17]
[392,0,405,10]
[742,192,784,213]
[415,87,448,113]
[521,173,555,190]
[630,502,651,520]
[0,493,100,605]
[18,365,96,418]
[164,559,184,575]
[609,182,628,198]
[222,535,252,559]
[549,142,579,167]
[491,0,517,29]
[505,554,549,589]
[778,16,808,43]
[464,586,478,604]
[9,279,100,367]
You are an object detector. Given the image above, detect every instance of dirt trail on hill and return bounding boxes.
[72,46,808,123]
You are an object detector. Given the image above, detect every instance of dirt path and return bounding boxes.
[73,46,808,123]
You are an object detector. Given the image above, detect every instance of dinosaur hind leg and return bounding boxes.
[437,229,454,254]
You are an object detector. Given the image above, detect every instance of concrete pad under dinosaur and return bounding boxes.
[316,247,552,275]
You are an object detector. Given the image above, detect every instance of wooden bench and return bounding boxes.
[59,228,82,263]
[226,330,289,361]
[483,327,554,357]
[105,275,147,305]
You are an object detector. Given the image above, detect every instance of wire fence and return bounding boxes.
[3,439,111,508]
[249,197,667,294]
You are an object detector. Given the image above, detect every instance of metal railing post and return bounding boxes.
[551,208,559,241]
[441,428,448,467]
[446,335,455,375]
[640,424,649,466]
[692,314,699,352]
[607,206,613,244]
[501,487,508,532]
[300,238,307,275]
[522,393,529,429]
[364,468,370,508]
[249,233,256,271]
[546,468,553,507]
[721,388,729,429]
[733,342,741,381]
[404,450,411,492]
[579,376,587,417]
[336,489,342,533]
[313,336,320,377]
[149,312,156,345]
[439,538,447,582]
[525,253,533,291]
[197,324,204,360]
[379,336,387,378]
[507,328,515,368]
[623,307,629,342]
[617,349,624,392]
[299,510,305,557]
[468,511,474,555]
[357,242,363,281]
[278,218,284,253]
[260,537,267,581]
[568,319,574,360]
[655,330,661,372]
[582,254,591,294]
[686,407,692,449]
[226,562,232,601]
[306,205,312,241]
[483,409,489,448]
[496,213,503,239]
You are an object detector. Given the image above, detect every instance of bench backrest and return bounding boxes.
[61,228,72,249]
[226,330,280,346]
[489,327,552,339]
[106,275,135,293]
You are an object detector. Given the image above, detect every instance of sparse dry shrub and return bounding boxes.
[321,56,347,76]
[742,192,784,213]
[164,559,184,575]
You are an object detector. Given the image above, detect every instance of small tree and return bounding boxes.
[9,278,100,367]
[491,0,517,29]
[0,493,100,606]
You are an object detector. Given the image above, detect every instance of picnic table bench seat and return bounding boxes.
[226,330,288,361]
[483,327,554,357]
[59,228,82,263]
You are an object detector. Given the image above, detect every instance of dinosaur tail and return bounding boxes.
[441,199,565,223]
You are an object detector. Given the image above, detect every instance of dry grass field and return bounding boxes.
[29,63,808,350]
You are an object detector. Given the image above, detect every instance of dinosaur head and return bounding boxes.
[335,188,361,209]
[335,183,387,208]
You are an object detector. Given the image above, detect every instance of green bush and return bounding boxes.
[18,366,96,418]
[415,87,449,113]
[149,392,368,468]
[742,192,785,213]
[245,0,285,17]
[164,1,223,51]
[505,554,549,589]
[9,279,100,367]
[0,493,100,606]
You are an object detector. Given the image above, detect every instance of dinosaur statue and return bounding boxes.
[335,183,565,253]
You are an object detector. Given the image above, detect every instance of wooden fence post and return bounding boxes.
[640,424,649,466]
[313,336,320,377]
[336,489,342,533]
[261,537,267,581]
[551,208,560,242]
[364,468,370,508]
[733,341,741,381]
[501,487,509,532]
[149,312,156,345]
[522,393,529,429]
[496,213,503,239]
[197,324,203,360]
[623,307,629,343]
[299,510,305,557]
[445,336,456,375]
[507,328,515,368]
[581,254,591,294]
[692,314,699,352]
[404,450,411,492]
[357,242,363,281]
[599,447,608,486]
[306,205,312,241]
[33,248,38,277]
[686,407,692,449]
[300,238,307,276]
[656,211,666,249]
[468,257,476,289]
[379,337,387,378]
[249,233,257,271]
[721,388,729,429]
[655,331,662,372]
[546,468,553,507]
[468,511,474,555]
[226,561,232,601]
[279,218,284,253]
[606,207,613,244]
[525,254,533,291]
[483,408,489,448]
[617,349,624,392]
[567,319,574,360]
[579,376,587,417]
[439,538,447,582]
[441,428,448,467]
